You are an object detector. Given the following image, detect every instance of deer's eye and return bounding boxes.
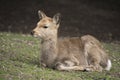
[43,26,48,29]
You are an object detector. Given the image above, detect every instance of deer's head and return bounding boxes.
[31,10,61,40]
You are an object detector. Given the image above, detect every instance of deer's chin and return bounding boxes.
[33,34,44,40]
[32,34,40,38]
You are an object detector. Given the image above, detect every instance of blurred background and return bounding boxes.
[0,0,120,41]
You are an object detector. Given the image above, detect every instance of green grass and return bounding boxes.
[0,32,120,80]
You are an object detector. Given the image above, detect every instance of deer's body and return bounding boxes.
[31,10,111,72]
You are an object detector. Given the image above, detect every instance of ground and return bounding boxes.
[0,32,120,80]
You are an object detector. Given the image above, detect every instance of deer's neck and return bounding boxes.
[41,36,58,67]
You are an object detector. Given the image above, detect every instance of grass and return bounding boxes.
[0,32,120,80]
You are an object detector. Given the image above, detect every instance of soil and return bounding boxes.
[0,0,120,41]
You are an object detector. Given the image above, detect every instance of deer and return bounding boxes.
[31,10,112,72]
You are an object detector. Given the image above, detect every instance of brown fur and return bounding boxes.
[31,10,111,72]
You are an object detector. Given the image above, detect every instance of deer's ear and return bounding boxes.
[53,13,61,25]
[38,10,46,19]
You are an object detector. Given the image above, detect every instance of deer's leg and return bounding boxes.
[85,64,103,72]
[83,41,103,72]
[85,59,103,72]
[55,61,85,71]
[40,62,47,67]
[57,65,85,71]
[40,60,47,68]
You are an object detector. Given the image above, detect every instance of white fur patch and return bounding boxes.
[105,59,112,71]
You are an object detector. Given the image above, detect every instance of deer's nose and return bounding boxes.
[31,31,35,35]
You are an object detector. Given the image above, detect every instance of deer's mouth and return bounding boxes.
[33,34,41,38]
